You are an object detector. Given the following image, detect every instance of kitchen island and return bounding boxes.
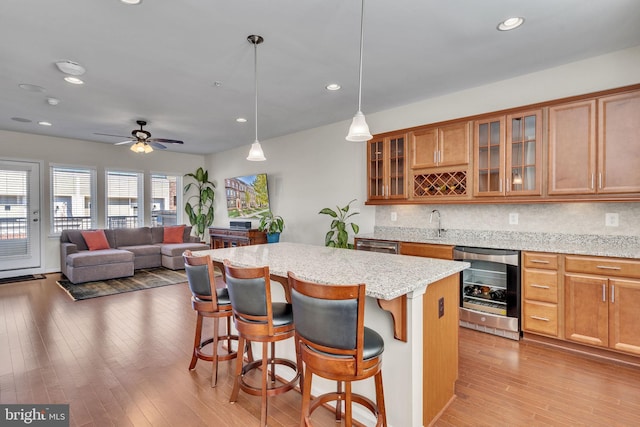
[197,242,469,427]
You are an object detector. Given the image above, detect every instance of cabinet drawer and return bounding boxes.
[523,252,559,270]
[523,301,558,336]
[523,269,558,303]
[400,242,454,260]
[565,255,640,279]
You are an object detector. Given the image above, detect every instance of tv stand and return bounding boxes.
[208,227,267,249]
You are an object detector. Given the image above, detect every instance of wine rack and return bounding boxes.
[413,171,467,197]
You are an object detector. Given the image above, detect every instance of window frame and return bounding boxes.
[150,171,183,226]
[105,168,144,229]
[49,164,97,235]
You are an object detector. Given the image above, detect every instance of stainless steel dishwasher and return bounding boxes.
[355,238,399,254]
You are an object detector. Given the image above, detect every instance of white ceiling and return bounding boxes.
[1,0,639,155]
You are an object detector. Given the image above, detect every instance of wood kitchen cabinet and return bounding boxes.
[209,227,266,249]
[367,133,407,200]
[400,242,454,260]
[473,110,542,197]
[410,122,469,169]
[522,252,560,337]
[548,89,640,195]
[564,255,640,356]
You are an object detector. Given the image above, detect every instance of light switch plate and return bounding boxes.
[509,213,519,225]
[390,212,397,222]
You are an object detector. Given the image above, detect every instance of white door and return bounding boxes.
[0,160,41,276]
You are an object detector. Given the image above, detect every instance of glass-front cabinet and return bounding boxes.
[473,110,542,197]
[367,133,407,200]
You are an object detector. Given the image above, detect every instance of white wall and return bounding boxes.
[208,45,640,243]
[0,129,205,272]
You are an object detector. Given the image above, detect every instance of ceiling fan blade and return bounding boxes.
[148,141,168,150]
[148,138,184,144]
[94,132,129,138]
[114,139,135,145]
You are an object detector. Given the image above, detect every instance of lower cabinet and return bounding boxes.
[522,252,559,337]
[399,242,454,260]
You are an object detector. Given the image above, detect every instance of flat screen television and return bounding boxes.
[224,173,271,219]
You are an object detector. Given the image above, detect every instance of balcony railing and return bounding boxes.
[0,217,27,240]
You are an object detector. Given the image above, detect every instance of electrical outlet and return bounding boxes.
[390,212,397,222]
[438,297,445,318]
[509,213,519,225]
[605,213,619,227]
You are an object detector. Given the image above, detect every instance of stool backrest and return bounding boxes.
[183,250,222,310]
[223,259,275,335]
[288,272,366,375]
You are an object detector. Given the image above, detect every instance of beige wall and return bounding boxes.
[208,45,640,243]
[0,130,204,272]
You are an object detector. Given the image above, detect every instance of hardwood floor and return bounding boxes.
[1,274,640,426]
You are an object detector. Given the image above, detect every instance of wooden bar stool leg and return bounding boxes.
[345,381,353,427]
[301,370,313,427]
[261,342,269,426]
[335,381,342,422]
[270,341,276,384]
[230,335,245,403]
[189,313,203,370]
[375,371,387,427]
[211,317,220,387]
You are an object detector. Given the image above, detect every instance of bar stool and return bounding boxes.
[183,250,238,387]
[288,272,387,427]
[223,260,300,427]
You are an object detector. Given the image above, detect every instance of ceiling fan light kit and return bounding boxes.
[55,60,86,76]
[246,34,267,161]
[346,0,372,142]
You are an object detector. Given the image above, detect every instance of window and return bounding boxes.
[50,165,96,233]
[151,173,181,226]
[106,170,143,229]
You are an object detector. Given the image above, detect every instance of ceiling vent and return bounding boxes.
[55,60,86,76]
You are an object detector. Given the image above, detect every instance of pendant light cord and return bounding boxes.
[254,40,259,142]
[357,0,365,112]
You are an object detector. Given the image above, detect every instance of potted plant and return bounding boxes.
[258,211,285,243]
[184,167,215,242]
[318,199,360,249]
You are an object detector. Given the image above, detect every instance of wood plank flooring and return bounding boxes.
[1,274,640,426]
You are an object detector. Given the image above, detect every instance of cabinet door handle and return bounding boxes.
[598,172,603,189]
[602,284,607,302]
[530,259,550,264]
[596,265,621,270]
[506,178,511,193]
[530,284,550,289]
[499,179,502,192]
[438,151,442,164]
[591,173,595,190]
[530,315,550,322]
[611,284,615,304]
[434,151,437,164]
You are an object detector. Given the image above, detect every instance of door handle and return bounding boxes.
[530,315,550,322]
[530,284,550,289]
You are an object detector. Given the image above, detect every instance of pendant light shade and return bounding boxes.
[346,0,372,142]
[247,35,266,161]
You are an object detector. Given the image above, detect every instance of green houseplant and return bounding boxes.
[318,199,360,249]
[258,211,285,243]
[184,167,215,242]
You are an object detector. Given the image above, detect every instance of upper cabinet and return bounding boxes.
[473,110,542,197]
[548,89,640,195]
[410,122,469,169]
[367,133,408,201]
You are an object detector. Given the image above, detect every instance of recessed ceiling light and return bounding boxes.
[212,81,222,87]
[236,117,247,123]
[38,121,52,126]
[55,60,86,76]
[19,84,46,92]
[46,97,60,106]
[326,83,341,91]
[11,117,32,123]
[120,0,142,5]
[64,76,84,85]
[497,17,524,31]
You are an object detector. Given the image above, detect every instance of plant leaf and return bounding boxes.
[319,208,337,217]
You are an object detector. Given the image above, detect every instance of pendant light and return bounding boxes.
[247,35,266,161]
[346,0,372,142]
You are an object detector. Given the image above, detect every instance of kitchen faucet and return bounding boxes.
[429,209,443,238]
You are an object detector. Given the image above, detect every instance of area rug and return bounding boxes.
[56,267,187,301]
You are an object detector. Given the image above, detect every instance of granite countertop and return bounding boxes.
[359,227,640,259]
[198,242,469,300]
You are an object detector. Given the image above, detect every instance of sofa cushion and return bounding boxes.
[151,225,194,244]
[118,244,161,257]
[115,227,152,247]
[62,229,89,251]
[81,230,110,250]
[159,242,209,257]
[163,225,185,243]
[66,249,134,268]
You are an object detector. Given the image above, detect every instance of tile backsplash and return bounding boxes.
[375,202,640,237]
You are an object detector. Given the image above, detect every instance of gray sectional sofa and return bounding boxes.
[60,226,209,284]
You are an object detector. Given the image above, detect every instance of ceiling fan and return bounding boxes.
[96,120,184,153]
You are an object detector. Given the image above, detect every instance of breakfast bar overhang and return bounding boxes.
[198,242,469,427]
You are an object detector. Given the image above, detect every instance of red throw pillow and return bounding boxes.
[81,230,110,251]
[163,225,185,243]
